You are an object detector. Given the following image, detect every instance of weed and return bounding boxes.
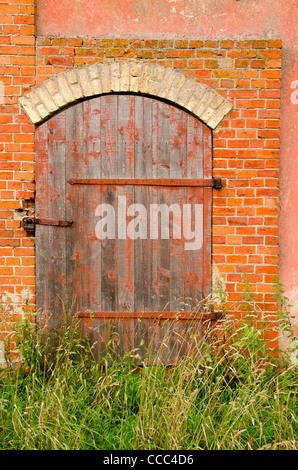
[0,280,297,450]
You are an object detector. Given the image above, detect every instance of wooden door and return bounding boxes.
[35,94,214,363]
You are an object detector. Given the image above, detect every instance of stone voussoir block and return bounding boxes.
[119,61,131,92]
[100,62,111,93]
[130,61,145,93]
[66,69,84,100]
[138,63,157,94]
[165,73,187,103]
[193,88,217,117]
[87,62,103,95]
[148,64,167,95]
[44,77,67,109]
[56,73,75,104]
[206,101,233,129]
[77,67,94,97]
[175,80,198,109]
[158,68,178,98]
[19,96,41,124]
[109,60,121,91]
[36,85,57,113]
[35,99,48,120]
[186,83,207,113]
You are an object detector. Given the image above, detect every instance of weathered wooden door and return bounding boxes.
[35,94,214,362]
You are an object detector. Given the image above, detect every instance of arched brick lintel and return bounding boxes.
[19,59,233,129]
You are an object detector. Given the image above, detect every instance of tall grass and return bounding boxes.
[0,278,297,450]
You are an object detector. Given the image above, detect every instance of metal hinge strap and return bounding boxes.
[77,310,223,321]
[22,217,73,233]
[68,177,223,189]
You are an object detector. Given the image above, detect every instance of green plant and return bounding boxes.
[271,275,298,365]
[272,276,297,336]
[0,279,297,450]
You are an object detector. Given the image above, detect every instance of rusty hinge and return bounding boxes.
[68,177,223,189]
[22,217,73,233]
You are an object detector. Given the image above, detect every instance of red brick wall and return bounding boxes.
[0,0,36,360]
[0,1,282,359]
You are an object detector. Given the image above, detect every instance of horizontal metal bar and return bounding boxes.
[22,217,73,232]
[77,311,221,321]
[34,218,74,227]
[68,178,222,189]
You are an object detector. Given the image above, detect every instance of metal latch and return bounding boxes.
[22,217,73,233]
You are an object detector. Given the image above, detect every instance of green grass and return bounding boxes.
[0,278,297,450]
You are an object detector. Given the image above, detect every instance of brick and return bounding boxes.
[204,41,218,48]
[189,40,204,48]
[205,59,218,68]
[242,236,263,244]
[251,59,265,68]
[235,246,256,255]
[268,39,282,48]
[46,56,73,66]
[188,59,204,68]
[0,45,19,55]
[11,36,35,46]
[220,40,234,49]
[183,69,211,78]
[251,40,267,49]
[153,40,171,49]
[166,49,195,58]
[227,217,248,226]
[220,79,234,88]
[174,40,189,49]
[106,48,134,58]
[267,59,282,68]
[173,59,187,68]
[259,90,281,99]
[259,49,282,59]
[226,256,248,264]
[261,70,282,80]
[13,56,34,65]
[213,70,242,79]
[228,49,257,58]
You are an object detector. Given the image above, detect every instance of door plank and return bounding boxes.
[169,106,187,313]
[186,116,204,308]
[35,123,50,322]
[116,95,135,314]
[116,95,135,355]
[65,103,85,313]
[150,99,171,313]
[133,96,153,358]
[100,95,118,313]
[36,112,68,329]
[203,125,212,299]
[82,98,102,312]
